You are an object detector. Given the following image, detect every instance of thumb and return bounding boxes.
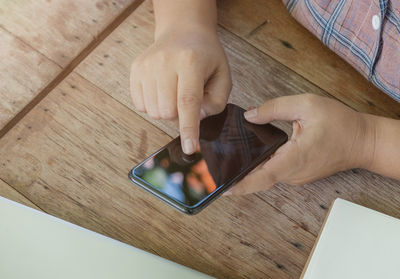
[201,65,232,118]
[244,95,306,124]
[228,140,298,195]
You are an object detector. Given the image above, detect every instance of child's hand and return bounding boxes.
[227,94,375,195]
[130,27,231,154]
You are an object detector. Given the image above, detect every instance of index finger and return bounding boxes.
[177,70,204,154]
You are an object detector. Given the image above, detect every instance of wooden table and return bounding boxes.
[1,1,399,278]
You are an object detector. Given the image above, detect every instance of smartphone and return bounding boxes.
[129,103,288,215]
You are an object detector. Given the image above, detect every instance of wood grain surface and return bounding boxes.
[259,170,400,236]
[0,179,41,210]
[217,0,400,119]
[0,28,61,130]
[0,0,139,67]
[0,0,142,132]
[0,73,315,279]
[1,1,399,278]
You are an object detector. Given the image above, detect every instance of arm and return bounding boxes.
[131,0,232,154]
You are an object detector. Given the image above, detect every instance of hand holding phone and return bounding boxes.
[129,104,288,214]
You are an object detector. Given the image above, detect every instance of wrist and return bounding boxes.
[353,113,377,170]
[153,0,217,40]
[155,23,217,41]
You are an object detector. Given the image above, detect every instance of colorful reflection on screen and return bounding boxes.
[134,146,216,206]
[133,104,287,206]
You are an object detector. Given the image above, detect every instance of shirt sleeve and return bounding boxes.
[283,0,400,102]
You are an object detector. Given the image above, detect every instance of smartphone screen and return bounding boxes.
[131,104,287,211]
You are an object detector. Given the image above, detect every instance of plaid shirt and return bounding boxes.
[283,0,400,102]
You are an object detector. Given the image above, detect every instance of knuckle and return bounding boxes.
[132,97,145,112]
[136,106,145,112]
[159,107,177,120]
[156,50,169,64]
[271,99,279,119]
[141,59,152,70]
[179,93,201,107]
[149,114,160,120]
[147,110,160,120]
[180,125,198,136]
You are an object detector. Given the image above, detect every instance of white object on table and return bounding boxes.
[0,196,214,279]
[302,198,400,279]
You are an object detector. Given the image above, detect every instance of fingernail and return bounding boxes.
[244,108,257,119]
[183,139,196,154]
[200,108,207,119]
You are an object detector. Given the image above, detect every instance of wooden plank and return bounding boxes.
[0,0,140,67]
[0,72,315,278]
[217,0,400,119]
[76,0,328,138]
[0,0,142,132]
[0,179,41,210]
[76,0,400,241]
[0,28,61,130]
[259,170,400,236]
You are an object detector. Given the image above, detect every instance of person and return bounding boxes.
[130,0,400,195]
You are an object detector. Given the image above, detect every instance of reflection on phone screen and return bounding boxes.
[133,104,286,206]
